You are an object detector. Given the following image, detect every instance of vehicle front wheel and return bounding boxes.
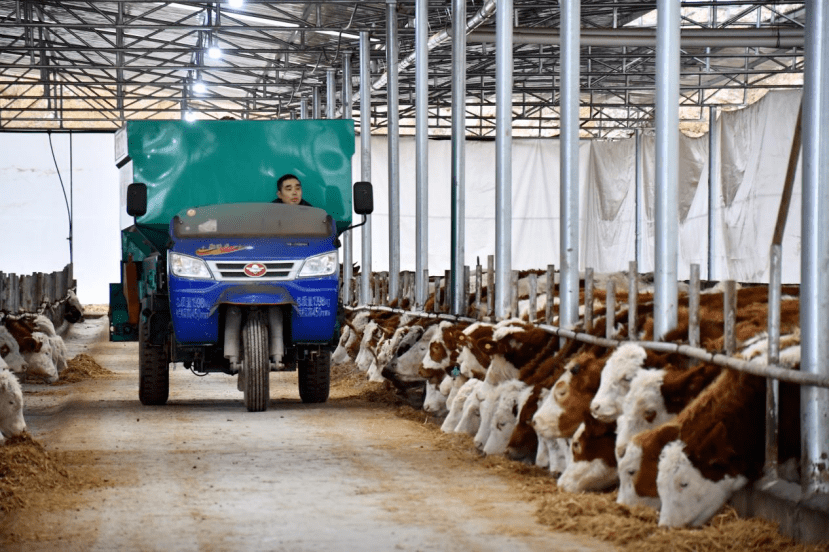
[298,350,330,404]
[242,310,270,412]
[138,314,169,406]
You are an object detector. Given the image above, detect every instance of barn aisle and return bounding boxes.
[5,317,610,552]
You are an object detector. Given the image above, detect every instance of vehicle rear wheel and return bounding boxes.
[138,314,169,406]
[243,310,270,412]
[298,350,330,404]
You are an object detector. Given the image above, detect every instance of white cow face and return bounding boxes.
[615,369,672,462]
[590,343,647,422]
[0,369,26,439]
[472,382,498,449]
[556,422,618,493]
[332,325,355,365]
[440,377,479,433]
[454,380,487,436]
[0,326,28,375]
[482,381,531,456]
[616,442,661,510]
[23,334,58,384]
[422,379,448,416]
[656,440,748,527]
[532,370,573,440]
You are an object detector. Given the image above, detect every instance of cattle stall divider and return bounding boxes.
[0,263,76,333]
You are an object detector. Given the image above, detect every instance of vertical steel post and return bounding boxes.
[585,268,594,333]
[545,264,555,325]
[628,260,638,339]
[724,280,736,356]
[801,0,829,496]
[387,0,400,302]
[313,86,321,119]
[326,69,336,119]
[766,243,782,478]
[495,0,513,320]
[559,0,580,331]
[708,106,719,280]
[654,0,680,339]
[606,279,616,340]
[451,0,467,315]
[487,254,495,318]
[689,264,700,348]
[300,96,308,120]
[415,0,429,309]
[342,53,354,306]
[359,32,373,306]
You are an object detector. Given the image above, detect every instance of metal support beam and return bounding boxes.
[415,0,429,309]
[654,0,680,339]
[450,0,466,315]
[360,32,373,306]
[559,0,580,331]
[494,0,513,320]
[387,0,400,302]
[800,0,829,497]
[342,52,354,306]
[326,69,336,120]
[708,106,719,280]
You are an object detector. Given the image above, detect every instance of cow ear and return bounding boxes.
[20,336,38,353]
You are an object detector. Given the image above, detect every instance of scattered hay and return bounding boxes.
[330,361,367,390]
[0,433,70,513]
[537,489,825,551]
[54,353,115,384]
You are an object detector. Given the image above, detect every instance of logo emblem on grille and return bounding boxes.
[243,263,267,277]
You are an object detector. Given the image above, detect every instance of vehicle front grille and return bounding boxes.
[205,260,301,281]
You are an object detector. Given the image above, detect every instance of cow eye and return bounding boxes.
[627,469,636,476]
[572,441,582,453]
[1,345,9,356]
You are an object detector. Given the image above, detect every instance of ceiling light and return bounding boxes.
[185,111,197,122]
[208,45,222,60]
[193,81,207,94]
[228,0,243,8]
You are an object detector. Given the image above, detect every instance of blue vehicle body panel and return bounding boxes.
[168,233,338,345]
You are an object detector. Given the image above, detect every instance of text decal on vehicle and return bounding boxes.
[175,296,210,320]
[296,296,331,318]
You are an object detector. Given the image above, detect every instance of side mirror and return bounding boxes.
[126,183,147,217]
[353,181,373,215]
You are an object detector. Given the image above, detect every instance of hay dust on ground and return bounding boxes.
[0,434,113,544]
[2,354,826,551]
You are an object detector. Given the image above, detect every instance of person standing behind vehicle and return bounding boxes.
[273,174,312,206]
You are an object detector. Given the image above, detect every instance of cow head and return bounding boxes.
[590,342,647,422]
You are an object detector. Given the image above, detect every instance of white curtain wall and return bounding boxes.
[351,89,803,284]
[0,90,803,304]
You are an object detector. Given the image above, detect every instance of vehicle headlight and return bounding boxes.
[299,251,338,278]
[169,252,213,280]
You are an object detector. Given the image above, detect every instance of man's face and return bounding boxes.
[278,178,303,205]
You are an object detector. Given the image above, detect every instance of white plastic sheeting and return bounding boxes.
[0,90,803,306]
[353,89,802,284]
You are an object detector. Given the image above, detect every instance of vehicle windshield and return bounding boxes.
[173,203,334,239]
